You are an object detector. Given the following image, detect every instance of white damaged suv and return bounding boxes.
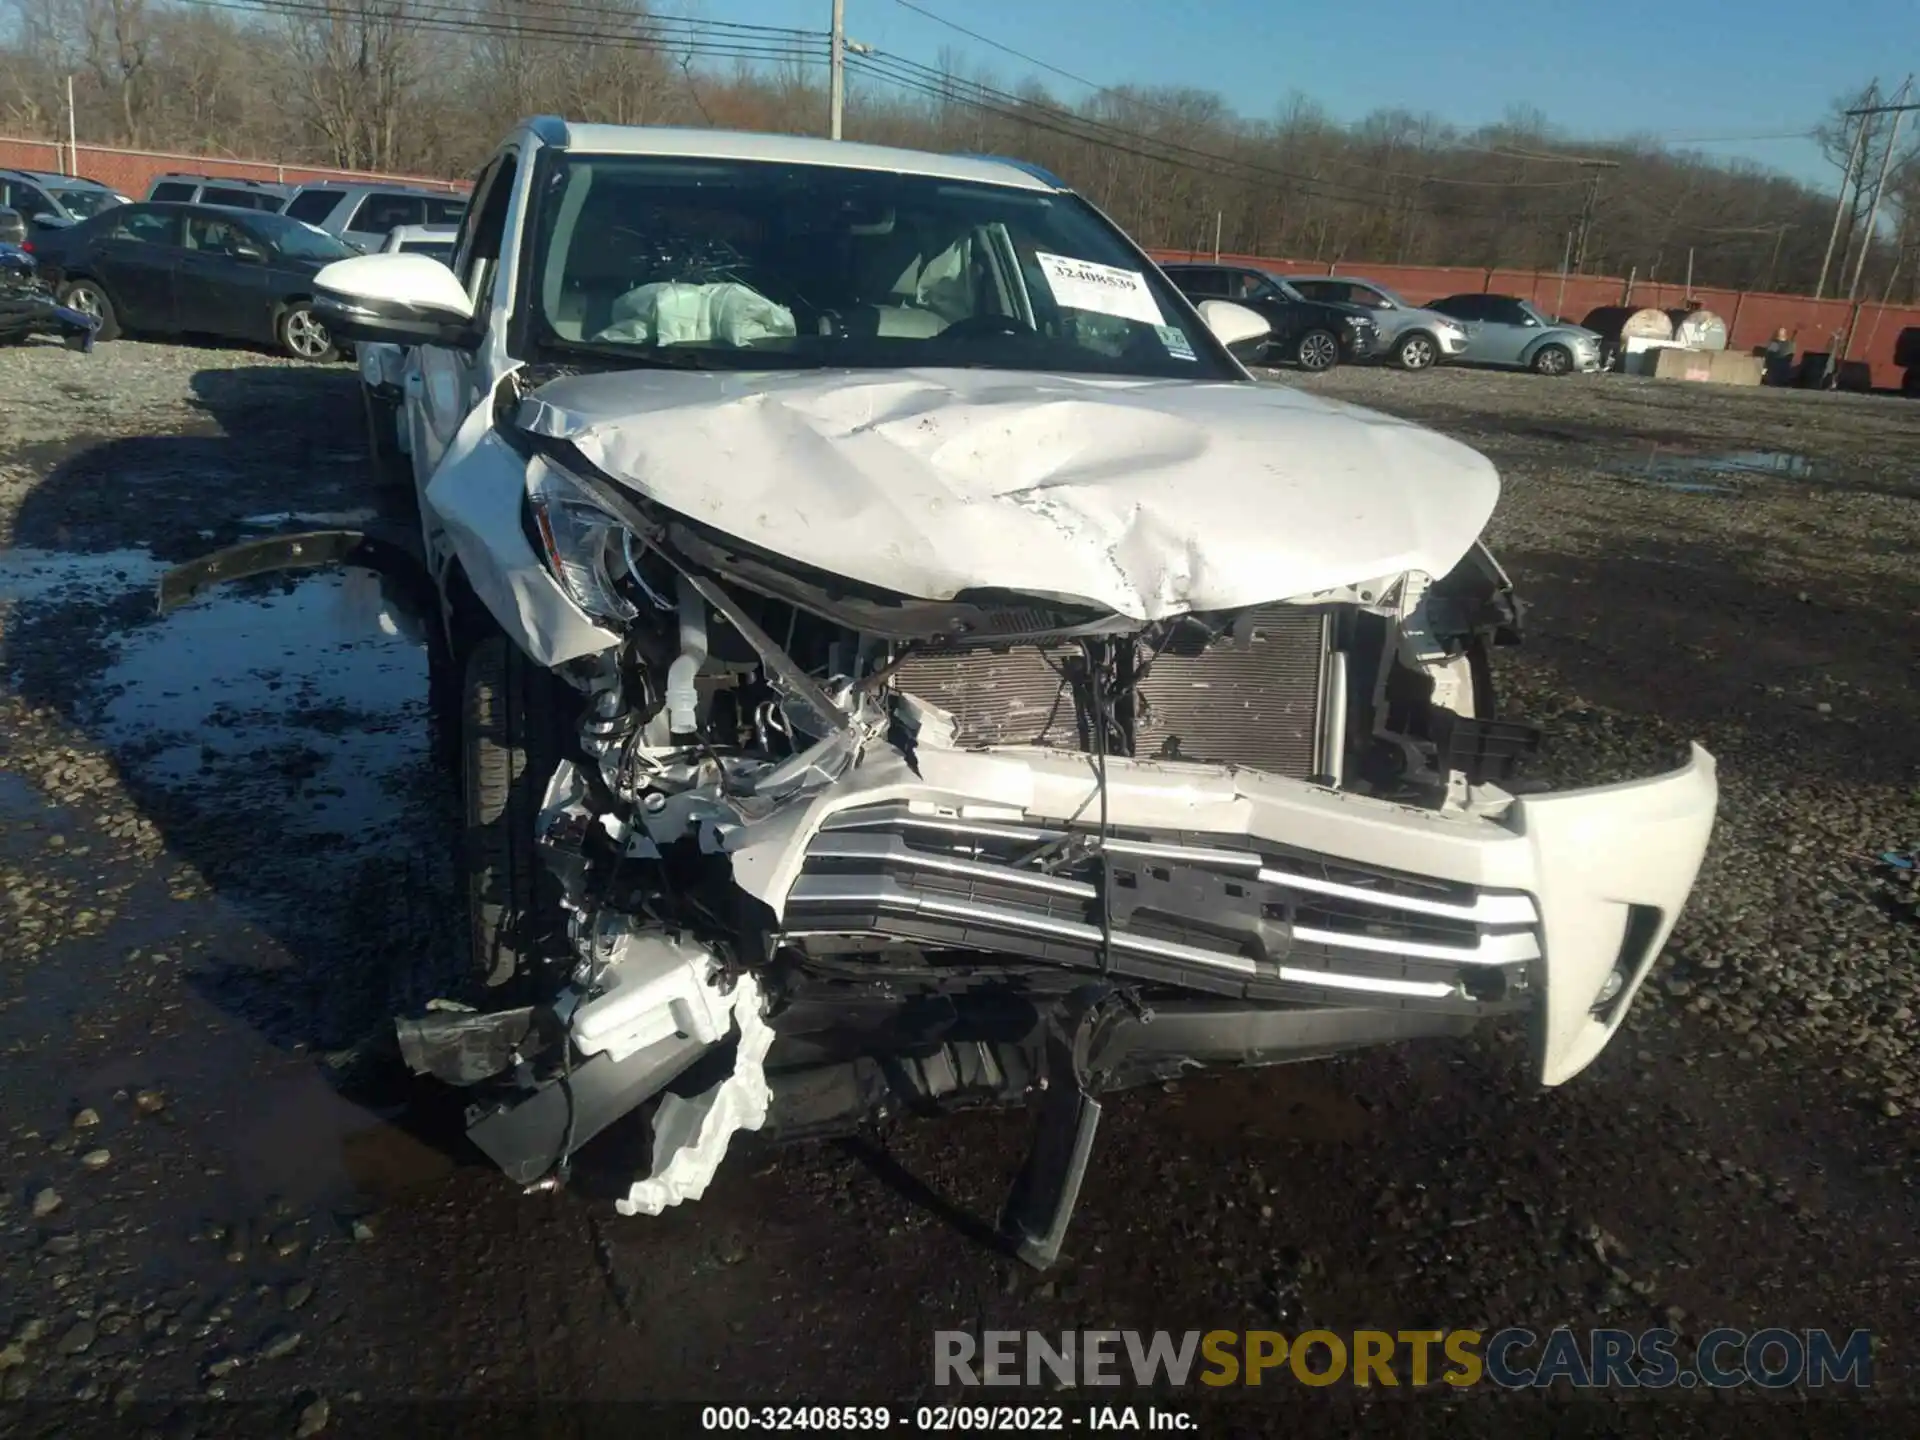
[162,118,1716,1263]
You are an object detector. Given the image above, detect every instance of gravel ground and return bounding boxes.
[0,337,1916,1437]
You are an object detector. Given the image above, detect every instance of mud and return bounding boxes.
[0,341,1916,1435]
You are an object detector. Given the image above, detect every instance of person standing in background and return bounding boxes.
[1763,327,1796,386]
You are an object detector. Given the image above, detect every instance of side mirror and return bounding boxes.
[1197,299,1270,350]
[314,251,477,349]
[233,242,266,263]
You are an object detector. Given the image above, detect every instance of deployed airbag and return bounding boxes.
[593,281,796,347]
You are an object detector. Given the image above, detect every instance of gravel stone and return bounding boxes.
[295,1395,331,1437]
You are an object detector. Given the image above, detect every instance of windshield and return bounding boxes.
[50,187,118,220]
[246,212,355,262]
[1518,300,1553,326]
[525,154,1231,378]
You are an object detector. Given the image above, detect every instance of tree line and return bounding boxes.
[1,0,1910,299]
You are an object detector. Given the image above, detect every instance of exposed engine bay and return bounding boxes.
[394,422,1553,1261]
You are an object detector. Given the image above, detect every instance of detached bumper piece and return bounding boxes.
[784,802,1538,1014]
[0,292,98,349]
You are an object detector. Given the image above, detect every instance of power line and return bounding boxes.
[888,0,1586,193]
[180,0,829,62]
[848,50,1582,226]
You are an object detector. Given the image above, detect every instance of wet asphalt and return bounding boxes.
[0,339,1916,1438]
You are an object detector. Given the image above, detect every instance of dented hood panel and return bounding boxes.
[519,367,1501,619]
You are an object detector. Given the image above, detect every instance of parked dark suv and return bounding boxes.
[0,169,130,237]
[1161,262,1380,370]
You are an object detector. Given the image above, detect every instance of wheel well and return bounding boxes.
[439,559,495,674]
[1398,327,1437,347]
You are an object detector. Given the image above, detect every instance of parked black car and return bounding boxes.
[0,243,98,349]
[1160,262,1380,370]
[31,201,355,359]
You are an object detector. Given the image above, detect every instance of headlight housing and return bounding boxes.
[525,457,661,626]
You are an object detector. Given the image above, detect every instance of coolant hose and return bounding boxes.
[665,571,708,736]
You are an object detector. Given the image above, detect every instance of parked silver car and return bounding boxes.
[282,182,466,253]
[1285,275,1469,371]
[1428,294,1603,375]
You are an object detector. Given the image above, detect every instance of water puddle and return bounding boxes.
[0,545,166,604]
[0,768,41,821]
[93,568,428,841]
[1610,448,1815,494]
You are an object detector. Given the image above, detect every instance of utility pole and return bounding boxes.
[1845,74,1912,304]
[1763,224,1788,293]
[1571,160,1617,274]
[1816,80,1876,299]
[828,0,846,140]
[65,75,76,176]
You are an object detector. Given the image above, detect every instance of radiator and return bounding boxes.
[889,606,1329,780]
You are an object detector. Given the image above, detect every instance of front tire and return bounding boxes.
[1394,331,1439,370]
[57,279,119,342]
[1295,328,1341,371]
[462,634,566,993]
[1532,343,1573,376]
[277,301,336,362]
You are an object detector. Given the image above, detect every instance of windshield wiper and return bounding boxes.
[537,337,715,371]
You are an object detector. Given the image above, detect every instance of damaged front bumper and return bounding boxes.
[723,737,1717,1086]
[448,730,1712,1213]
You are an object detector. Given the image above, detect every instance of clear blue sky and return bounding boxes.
[715,0,1908,190]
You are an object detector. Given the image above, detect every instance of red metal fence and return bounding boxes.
[1149,248,1913,391]
[1,135,466,201]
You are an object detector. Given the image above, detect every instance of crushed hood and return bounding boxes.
[519,366,1500,620]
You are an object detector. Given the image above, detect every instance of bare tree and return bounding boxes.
[279,0,419,171]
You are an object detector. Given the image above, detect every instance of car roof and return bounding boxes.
[524,118,1060,193]
[5,168,112,188]
[289,180,461,196]
[153,173,291,190]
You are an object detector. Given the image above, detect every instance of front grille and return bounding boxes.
[888,605,1328,779]
[781,803,1539,1013]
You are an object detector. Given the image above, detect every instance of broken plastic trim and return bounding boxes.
[153,525,438,625]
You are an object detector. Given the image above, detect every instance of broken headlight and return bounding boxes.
[526,458,656,626]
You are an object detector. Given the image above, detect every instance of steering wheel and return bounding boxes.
[938,313,1035,340]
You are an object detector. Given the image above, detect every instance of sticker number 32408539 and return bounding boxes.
[1033,251,1166,328]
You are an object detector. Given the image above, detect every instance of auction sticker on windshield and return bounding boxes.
[1034,251,1165,327]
